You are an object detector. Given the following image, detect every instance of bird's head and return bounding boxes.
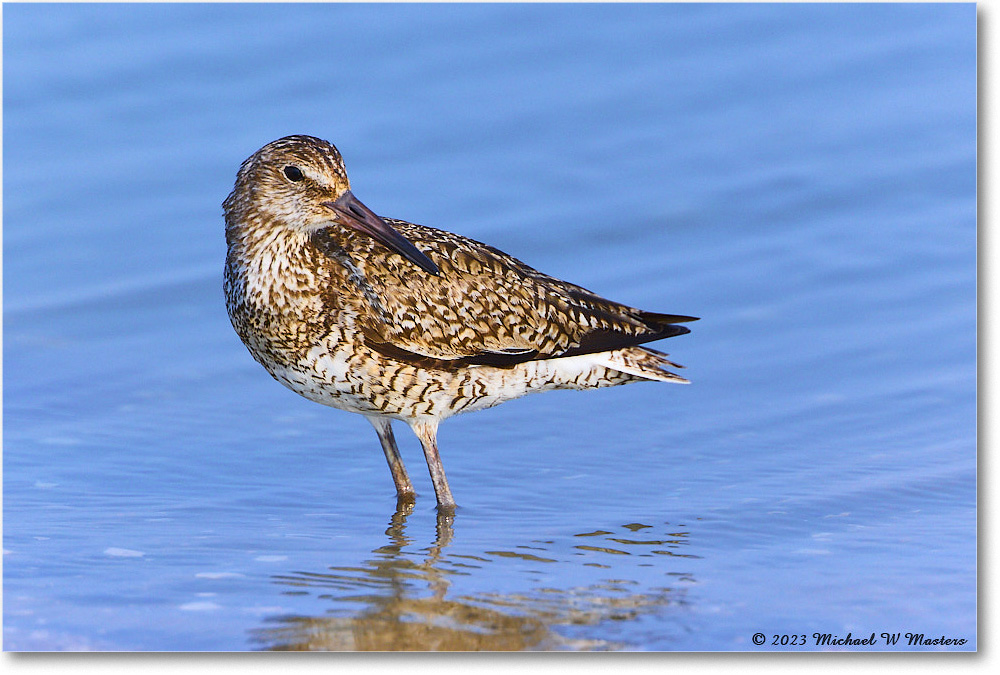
[224,135,438,275]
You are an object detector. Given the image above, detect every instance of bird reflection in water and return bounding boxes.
[251,506,698,651]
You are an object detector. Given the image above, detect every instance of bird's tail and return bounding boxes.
[596,346,690,384]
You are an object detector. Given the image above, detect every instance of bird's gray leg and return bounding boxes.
[367,416,415,503]
[412,421,456,510]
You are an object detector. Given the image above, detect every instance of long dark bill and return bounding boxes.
[324,191,440,275]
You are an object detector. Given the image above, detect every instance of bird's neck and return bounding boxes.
[225,217,324,316]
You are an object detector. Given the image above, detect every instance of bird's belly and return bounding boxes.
[252,343,525,421]
[244,324,637,422]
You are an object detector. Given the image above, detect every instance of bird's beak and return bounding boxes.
[323,191,440,275]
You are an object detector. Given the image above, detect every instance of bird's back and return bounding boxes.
[309,218,695,376]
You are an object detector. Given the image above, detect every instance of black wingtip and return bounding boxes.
[642,312,699,324]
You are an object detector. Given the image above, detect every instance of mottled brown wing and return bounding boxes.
[327,220,696,368]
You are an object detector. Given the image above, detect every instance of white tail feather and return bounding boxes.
[595,347,690,384]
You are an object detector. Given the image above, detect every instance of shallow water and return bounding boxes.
[3,3,976,651]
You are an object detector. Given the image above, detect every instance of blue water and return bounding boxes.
[3,3,976,651]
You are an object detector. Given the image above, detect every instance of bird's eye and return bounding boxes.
[283,166,305,182]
